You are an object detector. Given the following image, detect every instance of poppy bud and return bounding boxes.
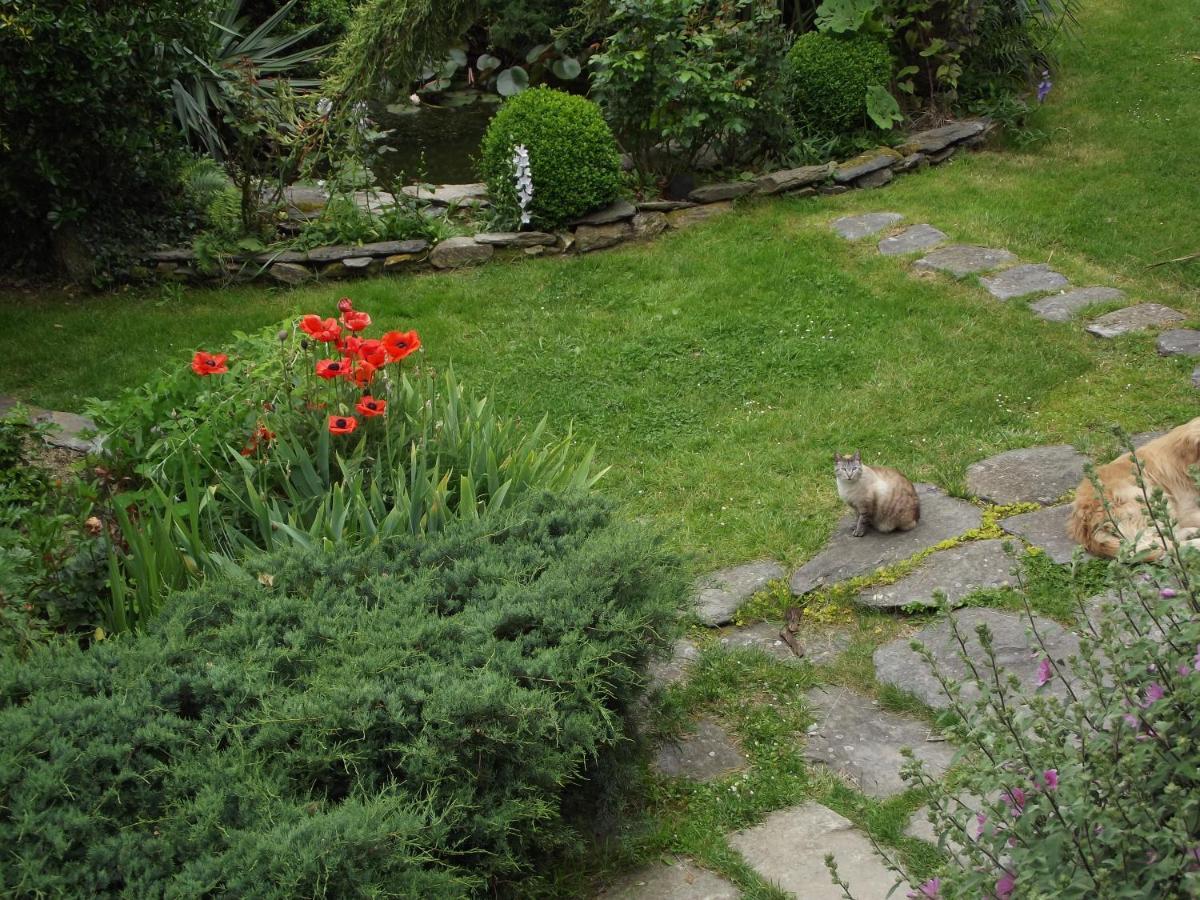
[277,329,289,342]
[301,338,310,350]
[337,297,353,313]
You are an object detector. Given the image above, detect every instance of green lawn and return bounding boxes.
[1,0,1196,577]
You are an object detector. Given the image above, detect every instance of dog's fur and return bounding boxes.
[1067,417,1200,558]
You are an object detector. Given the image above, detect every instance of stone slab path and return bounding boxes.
[599,860,741,899]
[1000,504,1089,565]
[1030,286,1124,322]
[1086,303,1186,338]
[728,803,908,898]
[694,561,785,626]
[1157,329,1200,357]
[804,687,955,797]
[914,245,1017,276]
[655,718,748,782]
[878,224,946,256]
[855,539,1015,610]
[873,608,1081,710]
[965,444,1087,505]
[717,622,850,666]
[649,638,701,691]
[979,263,1069,300]
[789,484,981,596]
[830,212,903,240]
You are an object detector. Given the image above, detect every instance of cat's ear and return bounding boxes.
[853,450,861,462]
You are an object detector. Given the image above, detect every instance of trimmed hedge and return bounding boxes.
[0,495,683,896]
[786,32,892,133]
[479,86,622,229]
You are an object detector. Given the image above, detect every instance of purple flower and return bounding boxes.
[1003,787,1026,816]
[1143,682,1166,706]
[1042,768,1058,791]
[1035,657,1053,687]
[995,870,1016,899]
[1037,70,1052,103]
[1161,587,1177,598]
[1123,713,1140,729]
[1179,663,1191,677]
[976,812,988,838]
[908,877,941,899]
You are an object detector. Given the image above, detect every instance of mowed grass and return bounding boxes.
[0,0,1196,573]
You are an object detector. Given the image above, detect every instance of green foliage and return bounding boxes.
[479,87,621,229]
[0,0,217,270]
[480,0,578,57]
[589,0,794,176]
[815,0,883,34]
[289,195,450,250]
[0,495,683,896]
[865,83,903,129]
[900,483,1200,897]
[244,0,361,45]
[785,32,892,135]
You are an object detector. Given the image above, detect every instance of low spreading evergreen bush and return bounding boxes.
[0,494,683,896]
[785,32,892,134]
[479,86,621,229]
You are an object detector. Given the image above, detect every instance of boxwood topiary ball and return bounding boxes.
[479,86,622,229]
[786,33,892,134]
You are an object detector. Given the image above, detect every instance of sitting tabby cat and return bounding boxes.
[834,451,921,537]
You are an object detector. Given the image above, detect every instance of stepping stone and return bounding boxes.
[1030,286,1125,322]
[648,638,700,691]
[830,212,903,240]
[873,608,1082,710]
[654,718,748,781]
[598,859,740,899]
[1085,304,1186,338]
[31,410,102,454]
[1000,505,1089,565]
[905,795,983,861]
[1156,329,1200,357]
[979,263,1069,300]
[877,224,946,256]
[913,245,1017,276]
[717,622,850,666]
[803,687,955,797]
[856,539,1015,610]
[695,561,785,626]
[789,485,982,597]
[966,444,1088,505]
[728,802,910,899]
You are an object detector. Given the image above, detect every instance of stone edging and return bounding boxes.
[145,120,993,285]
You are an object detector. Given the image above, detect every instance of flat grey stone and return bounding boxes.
[834,149,901,184]
[268,262,314,285]
[695,561,786,626]
[830,212,904,240]
[856,539,1016,610]
[729,803,909,898]
[878,224,946,256]
[599,860,740,899]
[648,638,700,691]
[341,256,375,270]
[717,622,850,666]
[873,608,1081,710]
[631,211,669,240]
[901,120,987,154]
[894,152,928,173]
[789,485,982,597]
[913,245,1017,276]
[754,163,834,195]
[906,795,982,861]
[804,688,955,797]
[1001,505,1090,565]
[0,396,17,418]
[667,202,733,229]
[854,168,894,189]
[32,410,101,453]
[575,222,632,253]
[1132,431,1167,448]
[1030,286,1125,322]
[654,718,747,781]
[1193,366,1200,389]
[1157,328,1200,357]
[429,236,494,269]
[572,200,637,226]
[980,263,1069,300]
[927,145,958,164]
[1089,307,1190,340]
[688,182,756,203]
[966,444,1088,505]
[637,200,697,212]
[472,232,556,248]
[400,182,490,206]
[305,245,366,263]
[358,239,430,257]
[1086,304,1186,338]
[146,247,195,262]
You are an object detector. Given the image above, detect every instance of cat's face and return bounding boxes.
[834,451,862,481]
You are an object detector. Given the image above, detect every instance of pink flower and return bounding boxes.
[1042,769,1058,791]
[1035,657,1053,687]
[1180,664,1192,677]
[908,877,941,899]
[1123,713,1140,730]
[1143,682,1165,707]
[1003,787,1026,816]
[1161,588,1177,598]
[995,870,1016,899]
[976,812,988,838]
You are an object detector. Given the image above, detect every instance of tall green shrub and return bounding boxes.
[0,496,683,896]
[785,32,892,133]
[479,87,621,228]
[0,0,218,273]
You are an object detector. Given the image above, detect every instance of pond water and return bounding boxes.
[370,94,499,186]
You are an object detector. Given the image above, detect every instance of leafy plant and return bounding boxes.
[815,0,884,33]
[479,86,621,228]
[866,83,903,129]
[785,32,892,135]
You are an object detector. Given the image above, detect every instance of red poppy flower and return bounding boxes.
[339,335,362,355]
[382,329,421,361]
[191,351,228,376]
[239,424,275,457]
[342,310,372,332]
[328,414,358,435]
[357,339,388,368]
[337,297,354,313]
[300,315,341,342]
[350,360,376,388]
[315,357,352,379]
[356,396,387,417]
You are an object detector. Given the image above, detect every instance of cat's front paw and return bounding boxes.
[851,525,866,537]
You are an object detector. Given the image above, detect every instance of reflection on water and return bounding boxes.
[370,94,499,186]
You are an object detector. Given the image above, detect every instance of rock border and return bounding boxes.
[143,119,994,284]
